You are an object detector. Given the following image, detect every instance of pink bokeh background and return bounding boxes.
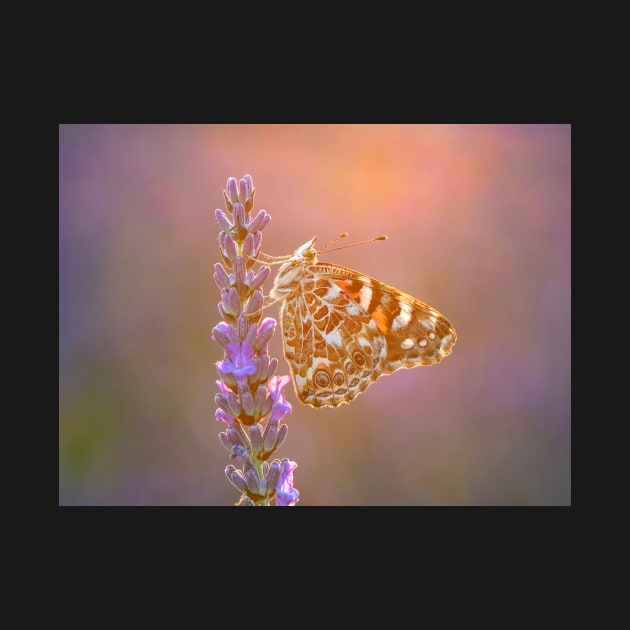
[59,124,570,505]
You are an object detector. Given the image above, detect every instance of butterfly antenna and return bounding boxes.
[320,233,388,254]
[321,232,349,250]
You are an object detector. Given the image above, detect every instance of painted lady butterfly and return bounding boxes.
[269,235,457,408]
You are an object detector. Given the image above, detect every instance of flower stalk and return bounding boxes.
[212,175,299,506]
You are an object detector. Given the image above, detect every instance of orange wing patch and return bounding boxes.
[370,304,390,334]
[334,280,361,300]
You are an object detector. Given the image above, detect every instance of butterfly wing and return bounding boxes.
[280,262,456,407]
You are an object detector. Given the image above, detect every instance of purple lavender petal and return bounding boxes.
[233,203,246,232]
[239,175,253,203]
[214,321,238,342]
[248,266,270,292]
[222,233,239,262]
[254,318,276,350]
[248,209,270,233]
[245,323,258,347]
[242,233,256,259]
[227,469,249,494]
[275,459,299,506]
[245,468,260,495]
[215,209,233,232]
[253,384,268,411]
[269,374,293,421]
[245,290,263,316]
[216,408,236,427]
[234,257,247,287]
[218,432,232,452]
[265,460,281,491]
[274,424,289,451]
[213,263,231,290]
[212,323,234,349]
[219,342,258,389]
[237,313,250,340]
[215,381,242,418]
[225,287,241,317]
[226,177,239,205]
[249,424,263,452]
[263,422,278,452]
[240,387,255,416]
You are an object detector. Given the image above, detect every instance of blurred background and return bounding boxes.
[59,124,570,505]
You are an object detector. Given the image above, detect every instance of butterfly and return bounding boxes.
[268,234,457,408]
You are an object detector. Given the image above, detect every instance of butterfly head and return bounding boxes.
[270,237,319,300]
[293,236,319,263]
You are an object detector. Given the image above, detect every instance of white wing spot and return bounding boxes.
[324,329,343,348]
[392,302,413,331]
[440,334,453,352]
[423,318,436,331]
[419,339,428,347]
[429,332,436,340]
[325,285,341,300]
[400,338,415,350]
[358,285,373,311]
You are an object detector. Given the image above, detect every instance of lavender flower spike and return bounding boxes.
[212,174,299,506]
